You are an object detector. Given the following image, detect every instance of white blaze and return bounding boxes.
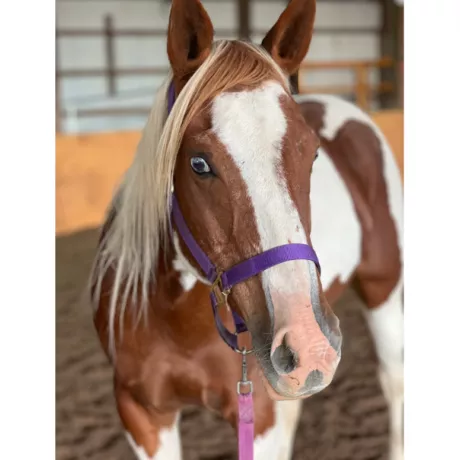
[211,81,314,304]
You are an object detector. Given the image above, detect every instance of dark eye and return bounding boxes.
[190,156,212,175]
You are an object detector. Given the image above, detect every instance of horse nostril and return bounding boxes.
[271,334,298,374]
[305,369,324,390]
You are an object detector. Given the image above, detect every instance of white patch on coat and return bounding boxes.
[172,233,205,290]
[125,415,182,459]
[307,145,362,290]
[211,81,313,301]
[126,433,153,460]
[254,400,302,459]
[172,254,198,292]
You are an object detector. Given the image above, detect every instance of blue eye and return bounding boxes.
[190,156,212,175]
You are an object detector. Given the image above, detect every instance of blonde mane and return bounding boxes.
[90,40,289,357]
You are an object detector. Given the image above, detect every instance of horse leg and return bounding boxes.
[116,386,182,460]
[355,273,404,460]
[276,400,302,459]
[254,400,302,460]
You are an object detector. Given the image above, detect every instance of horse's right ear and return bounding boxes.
[167,0,214,87]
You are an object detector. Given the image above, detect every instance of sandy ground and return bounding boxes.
[56,229,389,460]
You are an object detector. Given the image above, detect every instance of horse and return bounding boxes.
[89,0,404,459]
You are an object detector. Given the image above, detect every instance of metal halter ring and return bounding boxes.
[237,380,253,395]
[211,273,254,354]
[235,344,254,355]
[211,270,230,308]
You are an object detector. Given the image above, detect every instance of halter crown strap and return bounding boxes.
[167,82,321,351]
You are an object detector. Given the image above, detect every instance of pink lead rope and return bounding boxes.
[238,393,254,460]
[237,349,254,460]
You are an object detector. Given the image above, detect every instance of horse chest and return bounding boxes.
[129,340,273,428]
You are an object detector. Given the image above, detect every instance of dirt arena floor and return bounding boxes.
[56,229,390,460]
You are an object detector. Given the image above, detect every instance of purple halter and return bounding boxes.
[167,83,320,351]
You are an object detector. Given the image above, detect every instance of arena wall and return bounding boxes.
[56,110,403,235]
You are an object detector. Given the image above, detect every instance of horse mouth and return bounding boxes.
[256,360,335,400]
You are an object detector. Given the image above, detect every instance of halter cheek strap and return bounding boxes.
[167,82,321,351]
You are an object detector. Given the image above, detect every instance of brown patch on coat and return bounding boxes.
[279,94,319,239]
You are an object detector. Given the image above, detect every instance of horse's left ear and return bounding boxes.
[261,0,316,75]
[167,0,214,85]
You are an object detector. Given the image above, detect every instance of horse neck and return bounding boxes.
[144,239,222,346]
[96,202,222,351]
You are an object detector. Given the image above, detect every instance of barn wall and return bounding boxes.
[57,0,383,133]
[55,110,403,235]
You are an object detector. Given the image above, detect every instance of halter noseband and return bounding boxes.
[168,82,321,351]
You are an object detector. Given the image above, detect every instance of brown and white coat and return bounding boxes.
[90,1,403,459]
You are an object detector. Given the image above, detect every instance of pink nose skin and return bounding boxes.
[269,297,341,397]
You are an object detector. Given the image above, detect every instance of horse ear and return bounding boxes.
[261,0,316,75]
[167,0,214,85]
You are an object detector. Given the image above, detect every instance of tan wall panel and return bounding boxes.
[371,109,404,177]
[56,131,140,235]
[56,111,403,235]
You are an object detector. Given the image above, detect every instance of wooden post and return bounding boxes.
[55,33,61,133]
[379,0,398,108]
[238,0,250,40]
[397,5,404,108]
[104,15,116,96]
[355,64,370,112]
